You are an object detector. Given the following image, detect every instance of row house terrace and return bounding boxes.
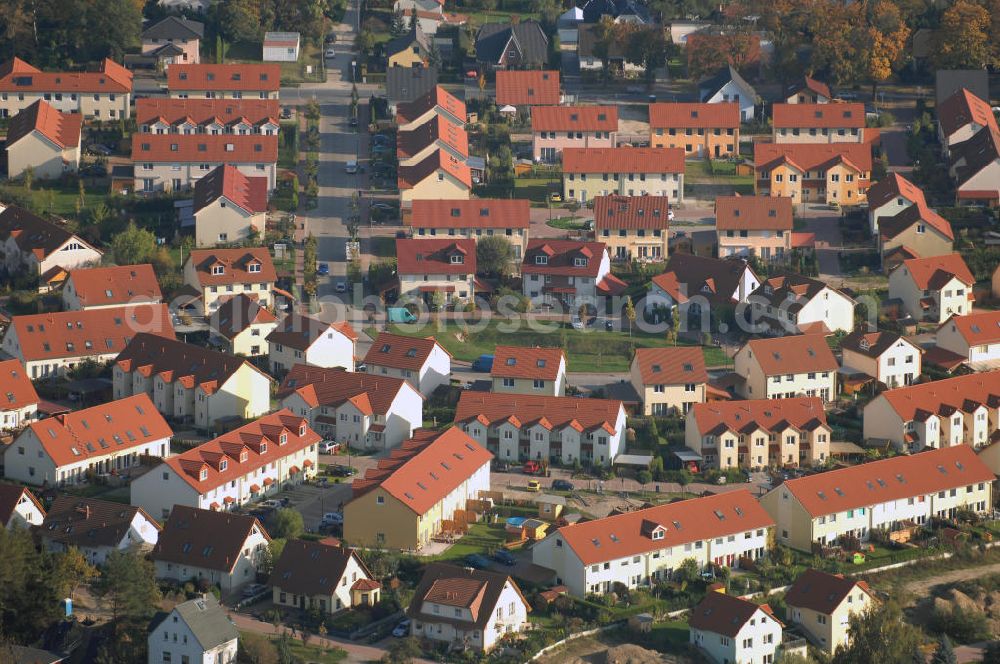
[592,195,672,263]
[132,133,278,193]
[0,57,133,119]
[648,102,740,159]
[521,239,626,309]
[771,103,867,144]
[136,98,280,135]
[561,147,685,204]
[407,199,530,260]
[531,105,618,162]
[167,64,281,100]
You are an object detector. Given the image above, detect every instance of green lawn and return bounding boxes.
[466,10,541,24]
[278,122,299,170]
[428,521,508,562]
[239,634,347,663]
[547,216,588,230]
[684,159,754,186]
[646,619,690,653]
[223,40,324,85]
[0,182,107,221]
[370,236,395,258]
[513,177,557,204]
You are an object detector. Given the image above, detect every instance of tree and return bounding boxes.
[382,637,421,664]
[623,297,636,337]
[51,548,97,600]
[932,0,991,70]
[668,311,680,346]
[430,289,446,312]
[98,548,161,622]
[622,26,669,83]
[390,9,407,36]
[637,470,652,485]
[111,222,157,265]
[931,635,956,664]
[22,167,33,191]
[218,0,262,43]
[239,632,280,664]
[270,508,304,540]
[981,641,1000,664]
[831,602,924,664]
[865,1,910,98]
[476,235,515,277]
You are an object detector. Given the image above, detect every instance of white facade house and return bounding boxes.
[840,330,922,388]
[866,173,928,235]
[734,336,838,403]
[689,592,783,664]
[0,205,102,278]
[148,595,238,664]
[699,66,757,121]
[262,32,300,62]
[40,496,160,565]
[0,484,45,529]
[364,332,452,396]
[267,314,357,375]
[935,310,1000,368]
[645,254,759,314]
[0,359,39,432]
[749,274,856,335]
[888,253,975,324]
[270,539,381,615]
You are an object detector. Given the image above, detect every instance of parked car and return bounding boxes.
[327,464,357,477]
[549,192,563,203]
[526,480,541,492]
[464,554,491,569]
[325,48,336,58]
[552,479,574,491]
[87,144,113,156]
[320,512,344,527]
[318,440,340,454]
[345,160,358,174]
[370,202,396,212]
[493,550,517,566]
[242,583,267,598]
[471,354,495,372]
[522,461,541,475]
[317,263,330,276]
[335,280,347,293]
[392,619,411,637]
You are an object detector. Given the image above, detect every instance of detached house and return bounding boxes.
[182,247,277,315]
[562,148,684,204]
[649,102,740,158]
[948,124,1000,207]
[772,103,866,144]
[364,331,451,396]
[785,569,875,653]
[475,20,549,70]
[193,165,269,247]
[278,364,423,451]
[531,105,618,162]
[761,445,993,552]
[167,64,281,100]
[630,347,707,416]
[490,345,567,397]
[521,239,625,309]
[40,496,160,564]
[532,490,773,597]
[267,314,357,375]
[270,539,380,614]
[395,238,476,308]
[0,359,39,432]
[937,88,998,155]
[866,172,935,234]
[840,330,921,388]
[454,391,627,465]
[496,70,560,110]
[5,100,81,179]
[61,264,162,311]
[0,483,45,529]
[935,309,1000,367]
[141,16,203,67]
[132,133,278,193]
[715,195,794,261]
[408,199,530,260]
[686,397,831,470]
[0,57,133,119]
[878,202,954,267]
[343,428,492,550]
[689,592,783,664]
[209,293,278,357]
[152,505,270,593]
[754,142,872,205]
[397,114,468,168]
[148,596,238,664]
[785,77,832,104]
[749,273,856,335]
[398,149,472,206]
[734,335,838,402]
[592,195,672,262]
[386,23,430,68]
[0,205,102,277]
[645,254,759,314]
[698,65,757,121]
[130,410,320,518]
[888,253,974,324]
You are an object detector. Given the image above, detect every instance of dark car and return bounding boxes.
[327,464,357,477]
[552,479,574,491]
[87,143,113,156]
[349,117,358,127]
[464,554,491,569]
[493,550,516,566]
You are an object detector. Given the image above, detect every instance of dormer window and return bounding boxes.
[535,256,548,265]
[260,442,268,453]
[299,424,306,436]
[240,450,248,462]
[248,262,261,273]
[652,529,664,540]
[199,468,208,480]
[573,258,588,267]
[212,265,225,276]
[450,254,464,264]
[219,459,228,472]
[279,433,288,444]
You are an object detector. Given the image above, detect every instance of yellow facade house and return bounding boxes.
[490,345,567,397]
[193,165,269,248]
[784,569,875,653]
[386,23,430,68]
[734,335,838,402]
[630,346,706,416]
[398,149,472,207]
[5,100,81,179]
[877,201,954,267]
[592,195,672,262]
[772,103,866,144]
[182,247,277,316]
[408,199,530,261]
[562,147,685,204]
[209,294,278,357]
[754,143,871,206]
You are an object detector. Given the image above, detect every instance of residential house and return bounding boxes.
[153,505,270,593]
[645,253,760,315]
[591,195,672,262]
[166,64,281,99]
[209,293,278,357]
[689,592,783,664]
[935,70,989,108]
[395,237,476,308]
[948,124,1000,207]
[262,32,301,62]
[364,332,451,396]
[531,105,618,162]
[784,569,875,653]
[387,23,430,68]
[495,70,560,110]
[748,273,856,335]
[132,133,278,193]
[395,84,465,131]
[475,21,549,70]
[785,77,832,104]
[135,98,280,135]
[580,0,651,23]
[61,264,162,311]
[649,103,740,159]
[0,205,102,278]
[278,364,423,451]
[39,496,160,565]
[772,103,866,144]
[839,330,921,388]
[267,314,357,375]
[193,164,269,247]
[454,391,627,465]
[397,114,468,168]
[754,142,872,205]
[563,148,684,204]
[630,347,707,416]
[342,428,492,550]
[686,397,831,470]
[878,202,954,267]
[141,16,203,67]
[887,253,974,324]
[734,335,838,402]
[490,345,567,397]
[130,410,320,518]
[408,199,529,260]
[0,359,39,431]
[866,172,936,235]
[0,304,174,379]
[937,88,998,155]
[148,595,238,664]
[0,483,45,529]
[532,490,773,597]
[386,67,439,116]
[935,310,1000,367]
[398,149,472,206]
[396,0,458,36]
[270,539,380,613]
[577,24,645,78]
[715,195,794,261]
[182,247,277,315]
[407,563,531,652]
[0,57,132,119]
[3,393,172,486]
[5,100,81,179]
[760,445,993,552]
[521,239,626,309]
[114,333,273,428]
[698,66,757,121]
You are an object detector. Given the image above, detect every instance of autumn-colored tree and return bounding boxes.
[865,1,910,98]
[933,0,991,70]
[809,1,864,85]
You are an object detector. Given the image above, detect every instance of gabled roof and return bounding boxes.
[409,199,529,229]
[938,88,999,138]
[142,16,205,40]
[269,539,373,595]
[878,202,954,241]
[397,149,472,189]
[0,359,39,412]
[754,142,873,174]
[193,164,268,215]
[0,205,101,262]
[395,237,476,275]
[407,563,530,630]
[840,330,916,359]
[654,254,756,305]
[5,100,82,150]
[210,294,277,340]
[153,505,269,573]
[161,596,237,651]
[7,304,174,362]
[0,57,132,93]
[691,397,826,437]
[689,591,780,638]
[879,369,1000,422]
[397,114,469,160]
[894,253,974,290]
[555,490,773,566]
[65,264,162,307]
[187,247,276,286]
[41,496,159,548]
[743,335,837,375]
[491,346,565,381]
[386,22,429,59]
[751,273,847,314]
[940,310,1000,347]
[395,84,463,126]
[521,239,607,278]
[167,64,280,92]
[454,392,623,435]
[476,21,549,66]
[496,70,560,106]
[632,347,707,386]
[265,314,356,351]
[649,102,739,129]
[0,483,44,526]
[386,66,439,104]
[364,332,448,371]
[777,445,993,518]
[593,195,672,231]
[772,103,865,129]
[866,172,926,210]
[950,125,1000,186]
[135,98,279,128]
[277,364,413,414]
[530,105,617,132]
[131,134,278,164]
[562,148,683,174]
[715,195,792,231]
[786,76,831,101]
[699,65,756,102]
[785,569,872,615]
[350,428,492,514]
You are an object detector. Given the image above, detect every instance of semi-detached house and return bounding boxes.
[592,195,671,262]
[0,483,45,529]
[772,103,867,144]
[209,292,278,357]
[532,490,773,597]
[270,539,380,614]
[521,239,626,309]
[630,346,707,416]
[761,445,993,552]
[398,149,472,206]
[937,88,998,155]
[490,345,567,397]
[0,359,39,432]
[645,253,760,314]
[0,205,102,278]
[182,246,277,315]
[395,237,476,308]
[689,592,784,664]
[167,64,281,99]
[61,264,162,311]
[5,100,82,179]
[748,273,856,335]
[785,77,832,104]
[949,124,1000,207]
[866,172,928,234]
[561,147,685,204]
[364,332,451,396]
[0,57,132,119]
[839,330,921,389]
[648,102,740,159]
[715,195,794,262]
[784,569,875,653]
[267,314,358,374]
[192,164,269,248]
[935,309,1000,368]
[887,253,974,324]
[531,105,617,162]
[408,199,530,260]
[877,198,954,267]
[132,133,278,193]
[734,335,838,402]
[40,496,160,565]
[754,142,872,206]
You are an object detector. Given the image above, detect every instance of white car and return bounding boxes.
[668,209,676,221]
[392,619,411,637]
[325,48,336,58]
[318,440,340,454]
[321,512,344,527]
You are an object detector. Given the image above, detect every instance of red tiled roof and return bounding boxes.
[193,164,268,215]
[743,335,837,375]
[8,304,174,362]
[840,330,916,359]
[778,445,994,517]
[187,247,276,286]
[408,199,529,229]
[689,591,781,637]
[895,253,974,290]
[648,102,739,128]
[397,149,472,189]
[0,359,39,411]
[167,64,281,92]
[491,346,565,381]
[939,310,1000,347]
[5,100,82,150]
[27,393,172,468]
[407,563,530,630]
[938,88,999,139]
[0,483,43,525]
[131,134,278,164]
[530,105,617,132]
[593,195,671,231]
[562,147,684,174]
[164,410,319,494]
[784,569,873,616]
[395,238,476,275]
[521,239,608,278]
[135,98,279,128]
[866,172,927,210]
[266,314,357,351]
[66,264,162,308]
[715,195,793,231]
[754,141,872,174]
[153,505,269,573]
[787,76,831,100]
[365,332,449,370]
[396,85,466,126]
[0,205,100,262]
[277,364,414,415]
[878,202,954,241]
[772,103,865,129]
[41,496,159,549]
[350,428,492,514]
[270,539,372,595]
[0,57,132,93]
[691,397,826,436]
[632,347,707,386]
[555,490,773,566]
[496,70,560,106]
[210,293,277,339]
[397,113,469,160]
[454,391,623,434]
